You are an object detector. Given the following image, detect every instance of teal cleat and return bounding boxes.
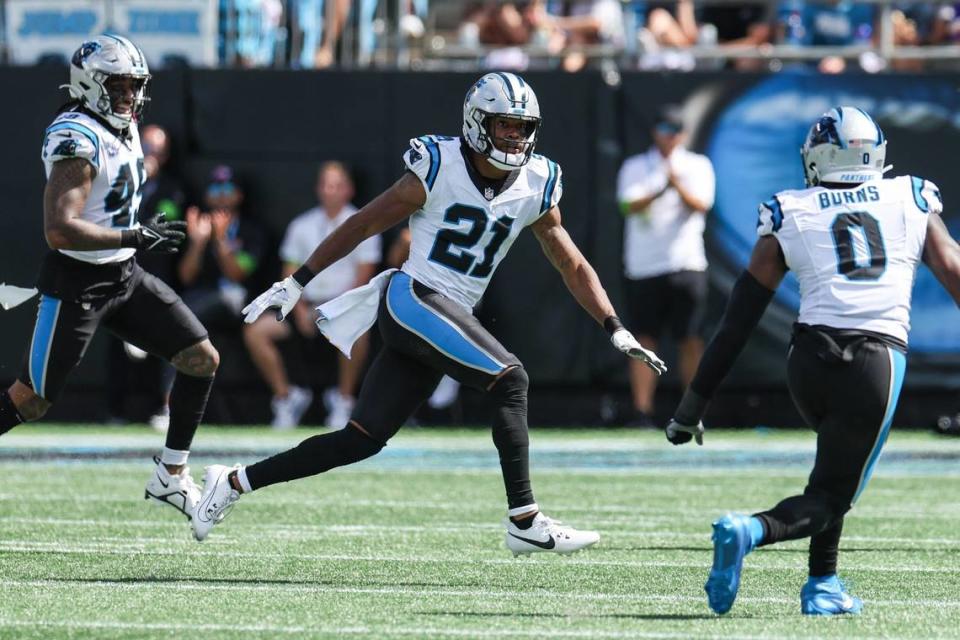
[705,513,756,614]
[801,574,863,615]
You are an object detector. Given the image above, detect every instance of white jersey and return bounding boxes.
[280,204,381,303]
[618,146,715,279]
[758,175,942,344]
[42,109,145,264]
[400,136,562,309]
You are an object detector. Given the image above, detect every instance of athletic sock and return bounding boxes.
[748,516,766,548]
[165,374,214,452]
[0,391,24,437]
[508,503,539,529]
[160,447,189,467]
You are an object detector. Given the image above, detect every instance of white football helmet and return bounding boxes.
[64,34,151,130]
[462,72,541,170]
[801,106,888,187]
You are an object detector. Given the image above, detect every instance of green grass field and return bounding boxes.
[3,425,960,639]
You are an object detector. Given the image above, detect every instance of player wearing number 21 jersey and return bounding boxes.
[0,35,220,528]
[191,72,667,555]
[665,107,960,616]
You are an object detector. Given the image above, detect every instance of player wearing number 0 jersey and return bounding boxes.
[0,35,219,526]
[190,72,667,555]
[665,106,960,616]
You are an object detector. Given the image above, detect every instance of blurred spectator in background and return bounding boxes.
[617,106,714,427]
[106,125,191,430]
[179,166,266,331]
[777,0,876,73]
[699,2,776,70]
[295,0,352,68]
[547,0,625,71]
[243,162,379,429]
[636,0,701,70]
[228,0,285,67]
[461,0,540,69]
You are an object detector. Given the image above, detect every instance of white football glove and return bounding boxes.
[242,276,303,324]
[611,329,668,375]
[665,419,704,446]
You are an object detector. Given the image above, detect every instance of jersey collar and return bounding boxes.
[459,138,520,201]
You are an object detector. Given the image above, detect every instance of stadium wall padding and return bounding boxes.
[1,67,958,426]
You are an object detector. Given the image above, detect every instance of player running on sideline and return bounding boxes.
[665,107,960,615]
[191,72,667,554]
[0,36,219,522]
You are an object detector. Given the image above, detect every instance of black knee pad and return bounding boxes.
[490,366,529,402]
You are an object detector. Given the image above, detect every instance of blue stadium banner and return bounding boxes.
[6,0,107,64]
[5,0,216,67]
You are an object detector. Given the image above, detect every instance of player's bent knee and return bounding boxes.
[490,365,529,400]
[17,395,50,422]
[173,340,220,377]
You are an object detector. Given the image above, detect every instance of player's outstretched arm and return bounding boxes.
[43,158,116,250]
[531,206,667,374]
[243,172,426,324]
[923,214,960,306]
[299,172,425,280]
[666,236,785,445]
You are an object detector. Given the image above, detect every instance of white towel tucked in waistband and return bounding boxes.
[315,268,397,357]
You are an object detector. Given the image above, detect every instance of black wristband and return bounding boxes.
[292,265,316,288]
[603,315,625,336]
[119,229,139,249]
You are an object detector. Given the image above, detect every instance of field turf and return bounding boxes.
[2,425,960,639]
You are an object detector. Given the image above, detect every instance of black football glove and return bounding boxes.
[121,213,187,253]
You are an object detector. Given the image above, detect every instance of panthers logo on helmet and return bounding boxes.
[71,41,101,67]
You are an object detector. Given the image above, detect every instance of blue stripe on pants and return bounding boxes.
[29,295,62,399]
[386,272,505,375]
[852,347,906,504]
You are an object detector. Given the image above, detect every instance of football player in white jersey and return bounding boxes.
[0,36,220,523]
[190,72,667,553]
[665,107,960,615]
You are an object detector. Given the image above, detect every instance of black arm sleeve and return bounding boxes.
[674,270,775,424]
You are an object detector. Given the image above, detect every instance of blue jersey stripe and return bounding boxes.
[45,122,100,168]
[852,348,906,504]
[911,176,929,213]
[541,160,558,214]
[418,136,441,191]
[29,295,62,399]
[386,272,505,375]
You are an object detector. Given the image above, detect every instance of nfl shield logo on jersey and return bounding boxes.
[484,187,495,200]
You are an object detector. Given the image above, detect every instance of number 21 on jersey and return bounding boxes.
[429,204,515,278]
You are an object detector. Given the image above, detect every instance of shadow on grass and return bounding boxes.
[418,610,723,621]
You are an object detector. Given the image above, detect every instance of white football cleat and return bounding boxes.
[505,512,600,557]
[191,464,242,542]
[144,456,201,520]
